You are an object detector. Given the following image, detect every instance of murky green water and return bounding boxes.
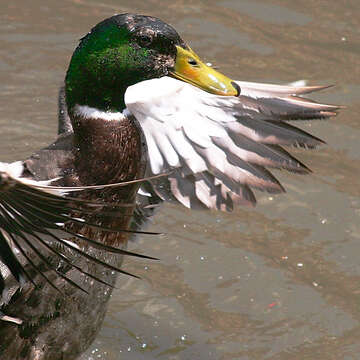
[1,0,359,359]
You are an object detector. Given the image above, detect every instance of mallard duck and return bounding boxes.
[0,13,339,360]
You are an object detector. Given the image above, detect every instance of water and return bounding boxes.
[0,0,359,359]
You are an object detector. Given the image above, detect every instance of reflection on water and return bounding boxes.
[1,0,359,359]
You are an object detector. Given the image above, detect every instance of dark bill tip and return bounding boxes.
[231,81,241,96]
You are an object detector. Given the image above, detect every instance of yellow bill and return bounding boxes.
[170,46,240,96]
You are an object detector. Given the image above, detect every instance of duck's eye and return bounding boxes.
[188,58,198,66]
[138,34,153,47]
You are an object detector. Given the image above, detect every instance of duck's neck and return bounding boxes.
[70,105,146,187]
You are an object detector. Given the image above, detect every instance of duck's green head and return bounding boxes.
[65,14,239,113]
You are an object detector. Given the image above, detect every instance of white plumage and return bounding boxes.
[125,76,339,210]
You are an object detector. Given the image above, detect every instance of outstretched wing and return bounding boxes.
[125,76,340,210]
[0,163,159,304]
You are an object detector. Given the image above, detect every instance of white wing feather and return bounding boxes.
[125,76,339,210]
